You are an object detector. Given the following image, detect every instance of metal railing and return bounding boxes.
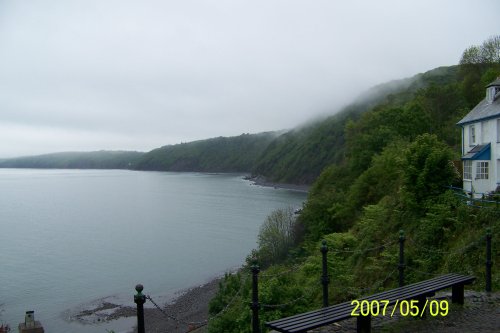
[133,228,494,333]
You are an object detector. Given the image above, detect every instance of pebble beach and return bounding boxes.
[133,278,221,333]
[72,277,221,333]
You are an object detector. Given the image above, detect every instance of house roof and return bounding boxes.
[457,94,500,126]
[462,143,491,160]
[457,78,500,126]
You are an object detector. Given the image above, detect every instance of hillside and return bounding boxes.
[0,67,462,181]
[133,132,277,172]
[207,37,500,333]
[0,151,144,169]
[251,66,461,184]
[0,133,277,173]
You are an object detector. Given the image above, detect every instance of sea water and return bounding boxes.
[0,169,306,333]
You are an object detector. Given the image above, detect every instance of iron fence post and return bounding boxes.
[134,284,146,333]
[398,230,405,287]
[486,228,492,292]
[251,262,260,333]
[320,240,330,307]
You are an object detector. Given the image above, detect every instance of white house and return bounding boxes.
[457,77,500,197]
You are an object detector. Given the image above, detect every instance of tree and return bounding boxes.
[257,207,299,266]
[460,45,482,65]
[460,35,500,65]
[481,35,500,63]
[459,35,500,107]
[347,141,406,210]
[402,134,458,207]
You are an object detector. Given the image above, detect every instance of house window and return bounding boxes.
[470,125,476,145]
[463,160,472,180]
[476,161,489,180]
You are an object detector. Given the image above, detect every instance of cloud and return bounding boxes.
[0,0,499,157]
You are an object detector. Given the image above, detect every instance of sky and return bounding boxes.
[0,0,498,158]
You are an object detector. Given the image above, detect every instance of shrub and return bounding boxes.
[257,207,300,267]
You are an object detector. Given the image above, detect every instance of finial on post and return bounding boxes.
[321,239,328,253]
[250,253,260,272]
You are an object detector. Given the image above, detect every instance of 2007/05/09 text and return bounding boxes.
[351,299,449,317]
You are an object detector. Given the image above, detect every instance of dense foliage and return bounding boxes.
[207,37,500,332]
[133,132,276,172]
[256,207,302,268]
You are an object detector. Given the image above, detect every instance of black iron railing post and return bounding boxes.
[398,230,405,287]
[251,262,260,333]
[134,284,146,333]
[486,228,492,292]
[320,240,330,307]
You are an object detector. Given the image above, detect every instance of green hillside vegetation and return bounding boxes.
[133,132,277,172]
[251,66,462,184]
[0,151,144,169]
[207,36,500,332]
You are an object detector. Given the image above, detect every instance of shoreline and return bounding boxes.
[245,175,310,192]
[72,276,223,333]
[135,277,222,333]
[71,275,224,333]
[71,276,224,333]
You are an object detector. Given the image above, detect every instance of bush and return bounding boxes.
[257,207,300,267]
[402,134,457,208]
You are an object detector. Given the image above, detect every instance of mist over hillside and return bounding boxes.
[250,66,460,184]
[0,65,460,182]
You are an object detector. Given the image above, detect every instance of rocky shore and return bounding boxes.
[133,278,221,333]
[73,277,221,333]
[245,175,310,192]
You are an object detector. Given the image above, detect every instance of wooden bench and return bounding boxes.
[265,273,475,333]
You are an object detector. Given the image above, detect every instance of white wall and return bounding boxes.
[482,119,492,144]
[462,118,500,196]
[464,122,481,148]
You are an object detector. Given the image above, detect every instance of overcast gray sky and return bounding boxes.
[0,0,498,157]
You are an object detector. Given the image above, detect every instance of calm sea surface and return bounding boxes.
[0,169,306,333]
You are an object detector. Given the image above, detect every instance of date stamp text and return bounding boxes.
[351,299,449,317]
